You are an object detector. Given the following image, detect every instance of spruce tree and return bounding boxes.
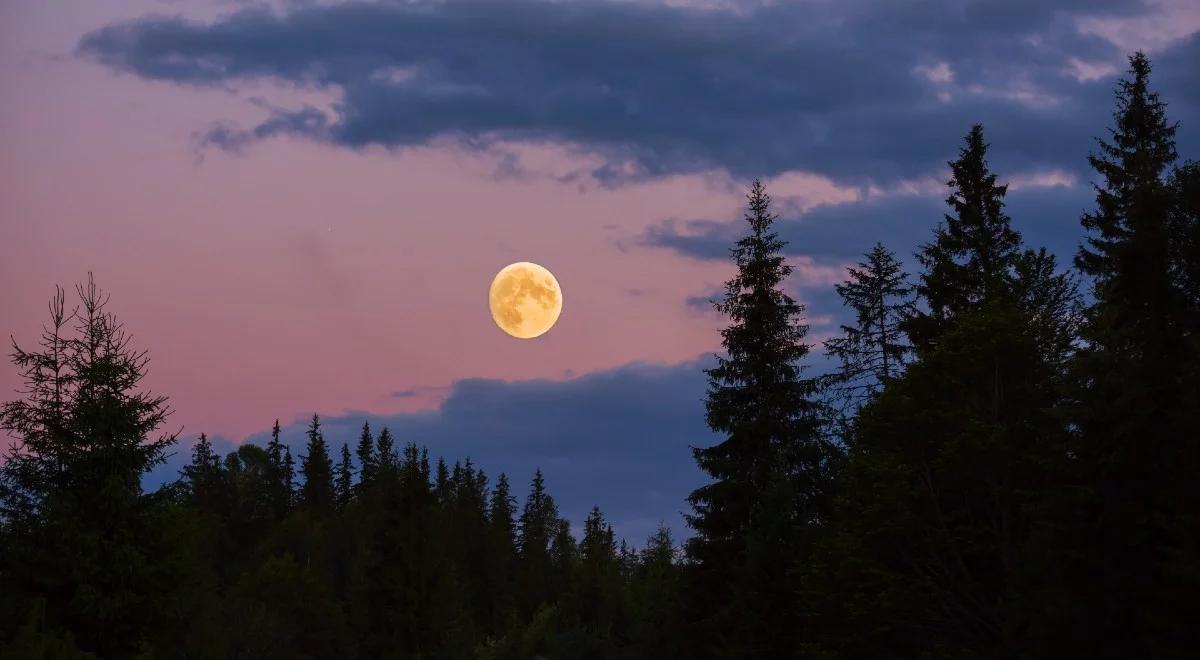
[818,128,1081,657]
[483,473,518,633]
[355,421,376,494]
[630,524,683,658]
[548,518,578,606]
[577,506,622,634]
[264,419,290,518]
[283,446,296,507]
[823,242,914,414]
[1063,51,1199,655]
[517,469,558,615]
[685,180,832,657]
[0,275,179,656]
[335,443,353,509]
[435,458,452,506]
[375,426,396,478]
[299,414,335,513]
[910,124,1022,350]
[181,433,224,513]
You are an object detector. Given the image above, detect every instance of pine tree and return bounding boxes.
[335,443,353,509]
[1061,51,1199,655]
[685,180,832,657]
[355,421,376,494]
[823,242,914,414]
[910,124,1023,350]
[299,414,335,513]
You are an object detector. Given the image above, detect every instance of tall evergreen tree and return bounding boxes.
[483,473,518,633]
[283,446,296,507]
[815,126,1083,657]
[823,242,914,413]
[299,414,335,513]
[264,419,290,518]
[435,458,452,506]
[576,506,623,636]
[1062,51,1199,655]
[910,124,1022,350]
[375,426,396,478]
[630,524,683,658]
[684,180,833,657]
[355,421,376,494]
[335,443,353,509]
[0,276,179,656]
[548,518,578,606]
[518,469,559,616]
[181,433,224,513]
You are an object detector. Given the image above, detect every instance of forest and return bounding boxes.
[1,52,1197,659]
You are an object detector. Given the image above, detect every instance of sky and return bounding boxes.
[2,0,1198,542]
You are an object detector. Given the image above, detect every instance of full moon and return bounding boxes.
[489,262,563,339]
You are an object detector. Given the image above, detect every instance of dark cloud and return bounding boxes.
[76,0,1197,184]
[684,290,719,314]
[153,358,718,543]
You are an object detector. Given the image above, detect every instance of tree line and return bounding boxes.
[1,52,1197,659]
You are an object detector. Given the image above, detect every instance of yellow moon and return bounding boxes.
[489,262,563,339]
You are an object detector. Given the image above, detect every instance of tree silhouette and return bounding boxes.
[685,180,834,657]
[823,242,914,419]
[299,414,335,512]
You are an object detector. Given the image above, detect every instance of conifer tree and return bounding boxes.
[630,524,683,657]
[299,414,334,513]
[518,469,558,615]
[435,458,452,506]
[182,433,224,512]
[0,275,179,656]
[820,127,1082,657]
[823,242,914,413]
[1062,51,1199,654]
[909,124,1022,350]
[482,473,518,632]
[355,421,376,493]
[283,446,296,506]
[264,419,291,518]
[577,506,622,634]
[335,443,353,509]
[685,180,832,657]
[375,426,396,478]
[548,518,578,605]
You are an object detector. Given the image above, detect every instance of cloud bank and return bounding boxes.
[77,0,1200,185]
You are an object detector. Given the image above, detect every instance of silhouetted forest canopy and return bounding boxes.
[2,52,1198,659]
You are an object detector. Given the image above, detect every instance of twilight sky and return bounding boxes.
[2,0,1198,541]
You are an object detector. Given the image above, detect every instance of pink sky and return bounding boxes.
[3,0,1196,445]
[0,1,855,442]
